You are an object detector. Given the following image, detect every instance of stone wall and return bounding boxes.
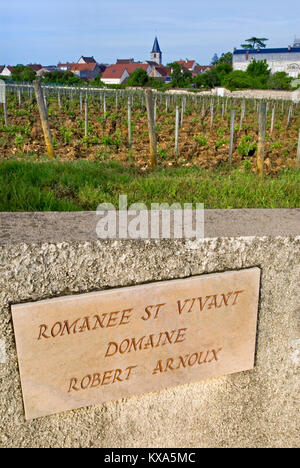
[0,210,299,448]
[166,88,300,101]
[211,88,300,101]
[228,89,300,101]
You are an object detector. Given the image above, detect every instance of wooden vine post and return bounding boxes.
[128,97,132,156]
[270,105,275,137]
[84,95,88,137]
[229,110,235,167]
[103,94,107,116]
[257,101,267,178]
[287,104,293,128]
[145,89,157,171]
[181,98,184,127]
[0,80,8,126]
[33,80,54,159]
[239,99,246,131]
[297,129,300,168]
[175,105,180,159]
[17,88,21,107]
[210,100,214,130]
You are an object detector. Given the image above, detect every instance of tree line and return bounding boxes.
[3,52,295,92]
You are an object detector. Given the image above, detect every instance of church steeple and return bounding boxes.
[151,37,162,65]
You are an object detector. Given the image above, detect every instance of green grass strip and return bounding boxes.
[0,159,299,211]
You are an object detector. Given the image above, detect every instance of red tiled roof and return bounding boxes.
[192,65,213,76]
[70,63,97,71]
[57,62,75,68]
[101,64,129,79]
[153,65,170,77]
[27,64,43,72]
[175,60,196,70]
[125,63,149,73]
[117,59,134,64]
[102,63,149,79]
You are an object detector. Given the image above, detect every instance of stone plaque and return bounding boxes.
[12,268,260,420]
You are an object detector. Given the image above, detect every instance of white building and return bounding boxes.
[0,66,14,77]
[101,63,150,85]
[233,39,300,77]
[77,56,97,65]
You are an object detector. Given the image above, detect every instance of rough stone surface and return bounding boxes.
[0,212,299,447]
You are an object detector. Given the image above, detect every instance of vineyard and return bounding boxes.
[0,84,300,176]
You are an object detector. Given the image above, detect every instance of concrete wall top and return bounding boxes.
[1,209,299,245]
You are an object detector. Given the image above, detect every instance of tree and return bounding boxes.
[193,62,232,89]
[267,72,292,90]
[12,65,36,82]
[148,77,168,90]
[222,59,272,90]
[217,52,233,65]
[126,68,149,87]
[241,37,269,49]
[42,70,83,85]
[193,67,219,88]
[247,59,270,78]
[211,53,219,65]
[222,70,255,90]
[168,62,192,88]
[91,73,105,87]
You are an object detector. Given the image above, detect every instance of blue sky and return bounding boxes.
[1,0,299,66]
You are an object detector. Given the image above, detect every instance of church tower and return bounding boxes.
[151,37,162,65]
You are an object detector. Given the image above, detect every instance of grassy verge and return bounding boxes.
[0,159,299,211]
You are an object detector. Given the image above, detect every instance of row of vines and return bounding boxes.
[0,84,299,174]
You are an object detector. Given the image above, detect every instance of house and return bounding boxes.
[77,56,97,64]
[192,65,213,76]
[101,65,130,85]
[233,39,300,77]
[174,59,196,72]
[36,66,58,76]
[57,62,76,71]
[126,63,151,74]
[0,66,14,77]
[70,62,103,80]
[0,66,4,74]
[117,59,134,64]
[101,63,151,85]
[27,64,43,73]
[148,64,171,82]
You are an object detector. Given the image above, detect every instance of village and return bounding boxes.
[0,37,213,85]
[1,36,300,87]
